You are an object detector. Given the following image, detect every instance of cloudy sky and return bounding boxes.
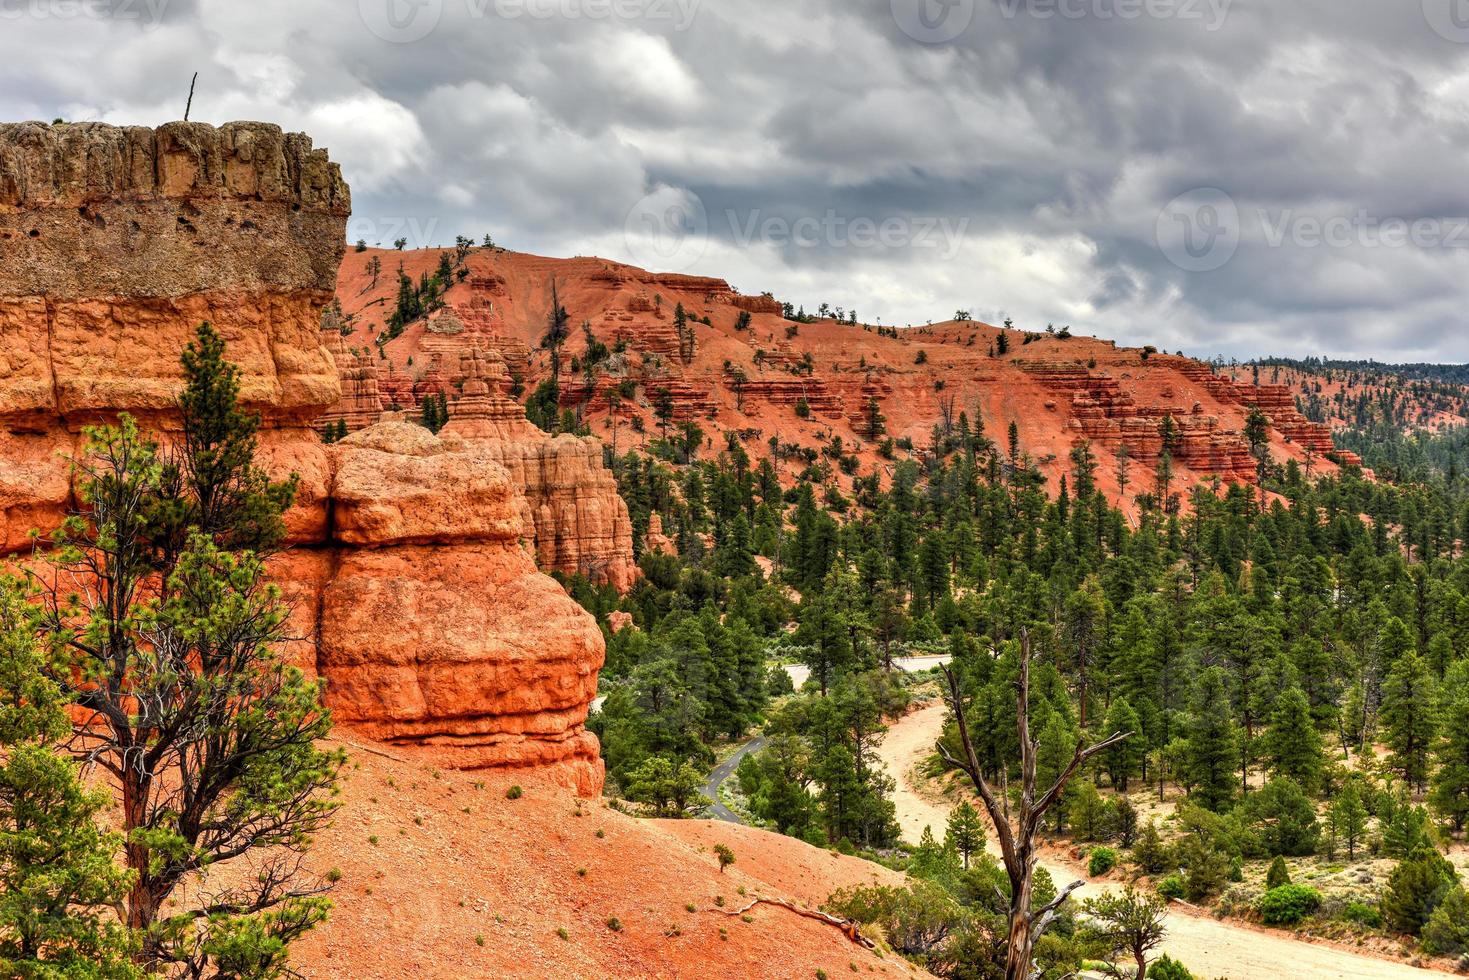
[6,0,1469,362]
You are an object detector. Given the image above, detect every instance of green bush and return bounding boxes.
[1266,856,1291,890]
[1088,846,1118,877]
[1341,901,1383,929]
[1258,884,1322,925]
[1156,874,1186,900]
[1422,887,1469,957]
[1148,954,1195,980]
[1383,847,1457,935]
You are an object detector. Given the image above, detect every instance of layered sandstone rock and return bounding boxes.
[317,420,605,794]
[440,348,638,591]
[0,121,607,793]
[0,120,351,547]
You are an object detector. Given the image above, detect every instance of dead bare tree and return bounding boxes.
[939,629,1132,980]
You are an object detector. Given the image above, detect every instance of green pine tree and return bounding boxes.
[1263,686,1324,794]
[32,324,344,974]
[944,800,985,871]
[1328,781,1369,859]
[1431,669,1469,836]
[1185,667,1238,811]
[1382,650,1438,793]
[0,580,140,977]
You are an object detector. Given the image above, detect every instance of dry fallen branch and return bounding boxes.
[711,897,875,949]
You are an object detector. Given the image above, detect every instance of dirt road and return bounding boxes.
[877,701,1454,980]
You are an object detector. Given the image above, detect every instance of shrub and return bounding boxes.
[506,785,523,800]
[1148,954,1194,980]
[1422,887,1469,956]
[715,843,736,873]
[1341,901,1383,929]
[1383,847,1457,935]
[1258,884,1322,925]
[1088,846,1118,877]
[1132,821,1171,874]
[1266,856,1291,890]
[606,917,622,932]
[1238,777,1319,857]
[1156,874,1186,900]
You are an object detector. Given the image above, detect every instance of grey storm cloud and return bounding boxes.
[3,0,1469,361]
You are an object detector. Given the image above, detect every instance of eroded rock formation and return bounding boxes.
[0,121,605,793]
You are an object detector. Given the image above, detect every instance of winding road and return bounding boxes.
[703,736,766,823]
[877,701,1455,980]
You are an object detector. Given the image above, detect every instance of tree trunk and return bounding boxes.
[1004,868,1033,980]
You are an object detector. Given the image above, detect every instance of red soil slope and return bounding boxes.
[290,740,929,980]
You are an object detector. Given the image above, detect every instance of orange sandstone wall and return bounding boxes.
[0,121,604,793]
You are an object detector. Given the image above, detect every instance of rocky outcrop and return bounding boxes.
[313,420,605,794]
[442,349,637,592]
[0,121,607,793]
[0,119,349,547]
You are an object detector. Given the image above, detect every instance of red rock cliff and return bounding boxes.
[0,121,604,793]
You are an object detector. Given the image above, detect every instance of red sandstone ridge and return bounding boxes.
[0,121,603,792]
[318,311,637,590]
[333,246,1362,513]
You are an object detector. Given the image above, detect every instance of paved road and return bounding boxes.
[592,655,949,717]
[703,736,766,823]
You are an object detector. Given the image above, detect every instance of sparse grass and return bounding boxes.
[606,917,623,932]
[685,903,696,913]
[556,927,569,940]
[326,868,343,883]
[577,867,587,877]
[474,935,485,947]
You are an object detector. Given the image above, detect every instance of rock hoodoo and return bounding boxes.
[0,121,605,792]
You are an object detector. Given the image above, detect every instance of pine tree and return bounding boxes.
[1185,667,1238,811]
[945,800,985,870]
[1383,847,1457,936]
[1328,781,1369,859]
[1103,698,1145,792]
[0,579,139,976]
[1264,686,1324,794]
[1431,681,1469,835]
[31,324,343,974]
[1382,650,1438,793]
